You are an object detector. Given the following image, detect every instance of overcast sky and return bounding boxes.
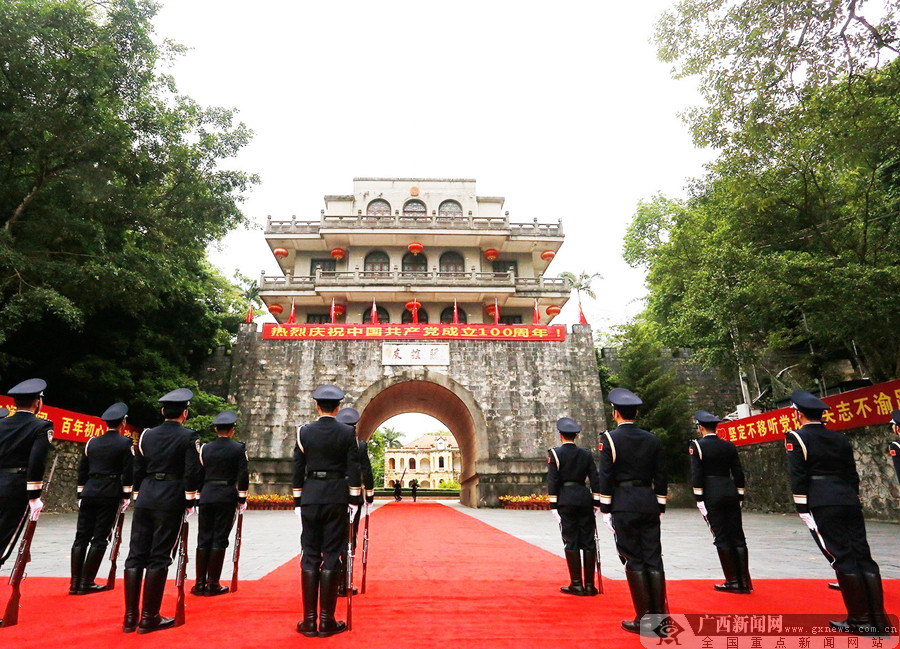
[153,0,712,439]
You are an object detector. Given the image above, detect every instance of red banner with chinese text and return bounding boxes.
[0,396,137,444]
[262,322,567,341]
[718,379,900,446]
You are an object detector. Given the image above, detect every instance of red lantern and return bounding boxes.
[485,303,499,318]
[273,247,289,259]
[330,247,346,261]
[484,248,499,261]
[268,304,284,315]
[408,242,424,256]
[405,300,422,311]
[540,250,555,262]
[332,303,346,317]
[546,305,561,318]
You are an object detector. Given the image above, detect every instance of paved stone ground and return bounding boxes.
[7,501,898,581]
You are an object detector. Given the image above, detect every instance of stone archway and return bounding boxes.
[354,371,488,507]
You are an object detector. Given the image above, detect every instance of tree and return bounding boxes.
[367,427,403,487]
[655,0,900,149]
[0,0,257,422]
[558,270,602,304]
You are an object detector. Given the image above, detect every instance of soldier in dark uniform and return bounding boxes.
[393,480,402,501]
[547,417,601,596]
[0,379,53,571]
[598,388,668,634]
[786,390,890,635]
[192,410,249,597]
[689,410,751,593]
[889,411,900,484]
[335,407,375,596]
[411,479,418,502]
[122,388,202,634]
[70,402,134,595]
[293,385,362,638]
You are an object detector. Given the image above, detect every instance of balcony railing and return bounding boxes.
[265,214,563,237]
[258,270,570,293]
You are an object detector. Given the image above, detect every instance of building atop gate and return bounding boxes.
[384,433,461,488]
[259,178,570,324]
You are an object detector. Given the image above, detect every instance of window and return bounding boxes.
[402,307,429,324]
[367,199,391,216]
[409,458,416,470]
[439,251,465,274]
[307,314,330,324]
[311,258,336,274]
[362,306,390,324]
[389,458,395,470]
[364,251,390,273]
[499,315,523,325]
[438,200,463,218]
[402,252,428,274]
[492,260,518,276]
[440,306,467,324]
[438,456,445,469]
[403,199,427,217]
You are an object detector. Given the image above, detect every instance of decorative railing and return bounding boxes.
[258,270,570,293]
[264,214,563,237]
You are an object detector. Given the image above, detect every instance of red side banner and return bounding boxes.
[718,379,900,446]
[0,396,137,444]
[262,322,567,341]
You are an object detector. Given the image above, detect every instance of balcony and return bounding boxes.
[265,214,564,238]
[258,270,570,295]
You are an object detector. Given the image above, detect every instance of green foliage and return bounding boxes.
[558,270,602,302]
[0,0,257,423]
[600,321,693,480]
[367,427,403,487]
[437,478,461,490]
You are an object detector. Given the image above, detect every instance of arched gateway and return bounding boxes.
[203,178,607,506]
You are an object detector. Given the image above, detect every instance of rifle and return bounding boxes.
[174,516,189,627]
[592,520,604,595]
[346,508,354,631]
[360,507,370,595]
[231,506,243,593]
[1,455,58,628]
[105,507,126,590]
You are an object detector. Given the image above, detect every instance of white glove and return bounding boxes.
[551,509,561,523]
[120,498,130,513]
[185,507,195,521]
[799,512,816,530]
[348,503,359,520]
[697,501,708,517]
[593,506,601,516]
[602,513,614,534]
[239,502,248,514]
[29,498,43,521]
[364,502,372,518]
[294,506,302,521]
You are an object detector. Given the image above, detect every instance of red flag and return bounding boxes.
[371,298,379,324]
[452,299,459,325]
[493,298,500,325]
[330,298,336,324]
[579,303,588,325]
[411,299,419,324]
[532,299,540,325]
[287,298,296,324]
[245,302,253,324]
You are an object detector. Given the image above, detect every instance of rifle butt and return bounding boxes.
[0,590,20,627]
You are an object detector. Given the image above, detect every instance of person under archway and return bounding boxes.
[393,480,402,502]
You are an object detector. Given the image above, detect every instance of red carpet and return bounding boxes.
[0,502,897,648]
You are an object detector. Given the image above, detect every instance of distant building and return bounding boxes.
[384,433,460,488]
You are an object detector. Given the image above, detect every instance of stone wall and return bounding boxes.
[220,323,606,507]
[737,426,900,521]
[43,441,81,512]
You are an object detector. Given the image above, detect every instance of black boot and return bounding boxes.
[296,570,319,637]
[861,572,891,637]
[830,572,871,634]
[69,545,87,595]
[734,546,753,593]
[829,582,841,590]
[714,546,741,593]
[79,545,108,594]
[647,570,669,614]
[582,550,598,596]
[137,568,175,634]
[123,568,142,633]
[317,569,347,637]
[560,550,585,595]
[622,571,650,634]
[206,548,230,596]
[191,548,209,596]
